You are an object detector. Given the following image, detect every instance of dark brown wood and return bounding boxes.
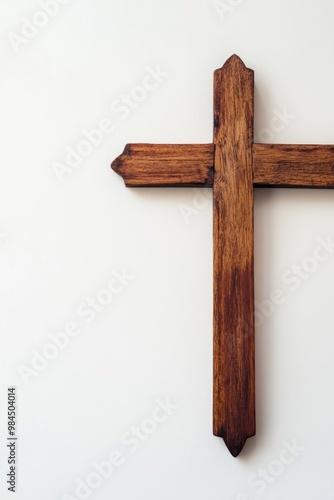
[253,144,334,187]
[111,54,334,458]
[111,143,214,187]
[212,55,255,457]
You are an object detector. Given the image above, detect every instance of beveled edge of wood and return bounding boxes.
[216,428,255,458]
[216,53,249,72]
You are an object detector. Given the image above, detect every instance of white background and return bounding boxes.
[1,0,334,498]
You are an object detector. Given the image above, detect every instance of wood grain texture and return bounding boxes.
[111,143,214,187]
[253,144,334,187]
[213,55,255,457]
[112,144,334,189]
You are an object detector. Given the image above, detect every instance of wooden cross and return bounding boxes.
[111,55,334,457]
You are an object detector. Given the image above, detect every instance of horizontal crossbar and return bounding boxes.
[111,143,334,188]
[111,143,214,187]
[253,144,334,187]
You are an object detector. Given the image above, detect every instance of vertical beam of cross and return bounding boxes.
[111,54,334,457]
[212,57,255,456]
[112,55,255,457]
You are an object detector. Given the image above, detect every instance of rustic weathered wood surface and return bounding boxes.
[111,54,334,457]
[212,56,255,457]
[253,144,334,187]
[112,143,334,188]
[112,143,214,187]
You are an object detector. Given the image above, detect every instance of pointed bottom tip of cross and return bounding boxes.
[215,429,253,457]
[225,438,247,458]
